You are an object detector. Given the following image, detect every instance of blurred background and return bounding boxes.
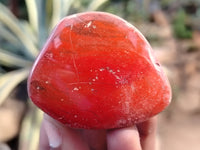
[0,0,199,150]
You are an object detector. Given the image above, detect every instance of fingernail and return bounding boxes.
[44,115,62,148]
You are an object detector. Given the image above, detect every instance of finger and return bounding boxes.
[39,116,61,150]
[107,126,142,150]
[136,117,157,150]
[39,114,89,150]
[81,129,107,150]
[39,120,48,150]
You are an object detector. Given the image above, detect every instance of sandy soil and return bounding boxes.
[158,108,200,150]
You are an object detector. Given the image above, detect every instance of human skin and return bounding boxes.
[39,114,157,150]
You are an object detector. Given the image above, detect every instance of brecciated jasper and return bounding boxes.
[28,12,171,129]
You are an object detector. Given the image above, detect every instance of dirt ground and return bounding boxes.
[158,108,200,150]
[139,11,200,150]
[155,37,200,150]
[152,34,200,150]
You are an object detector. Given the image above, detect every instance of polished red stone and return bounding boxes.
[28,12,171,129]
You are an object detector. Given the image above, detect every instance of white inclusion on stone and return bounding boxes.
[114,75,121,80]
[99,68,105,71]
[73,87,79,91]
[45,81,49,84]
[131,83,135,91]
[124,101,130,114]
[92,79,96,82]
[36,86,40,90]
[124,50,129,54]
[58,116,64,120]
[116,119,127,126]
[92,25,96,29]
[54,37,62,48]
[109,69,113,73]
[45,52,53,59]
[85,21,92,28]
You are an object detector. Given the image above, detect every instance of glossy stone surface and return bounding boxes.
[28,12,171,129]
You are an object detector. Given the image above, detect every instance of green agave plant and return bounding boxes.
[0,0,108,149]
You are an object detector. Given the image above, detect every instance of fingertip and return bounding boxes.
[40,114,90,150]
[137,117,157,137]
[39,119,49,150]
[137,117,158,150]
[39,114,62,150]
[44,116,62,148]
[107,126,142,150]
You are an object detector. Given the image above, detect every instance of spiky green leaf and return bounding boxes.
[0,3,38,59]
[25,0,38,34]
[0,68,30,105]
[50,0,74,30]
[19,103,43,150]
[87,0,108,11]
[0,48,32,67]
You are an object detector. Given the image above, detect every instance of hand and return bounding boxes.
[39,114,157,150]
